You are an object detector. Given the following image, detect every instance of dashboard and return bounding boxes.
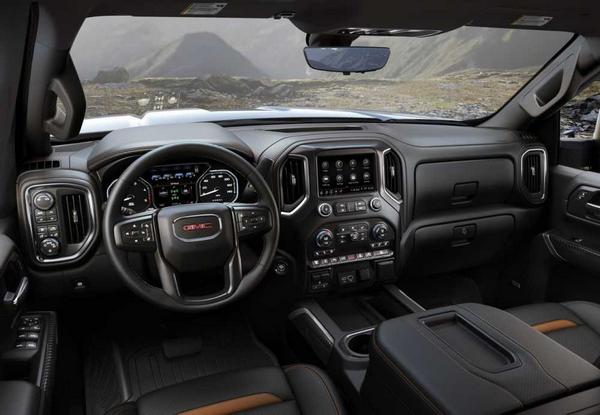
[102,160,243,215]
[15,121,548,302]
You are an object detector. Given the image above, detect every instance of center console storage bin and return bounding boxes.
[361,303,600,415]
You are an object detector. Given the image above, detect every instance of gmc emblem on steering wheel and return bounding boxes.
[173,214,222,241]
[182,222,213,232]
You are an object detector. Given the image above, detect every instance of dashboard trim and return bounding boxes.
[280,154,310,217]
[24,182,98,265]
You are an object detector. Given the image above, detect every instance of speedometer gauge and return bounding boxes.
[107,179,153,215]
[198,170,238,203]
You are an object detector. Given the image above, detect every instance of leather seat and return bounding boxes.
[508,301,600,366]
[106,364,345,415]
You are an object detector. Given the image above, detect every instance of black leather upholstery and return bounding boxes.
[509,301,600,366]
[0,381,41,415]
[106,365,344,415]
[361,303,600,415]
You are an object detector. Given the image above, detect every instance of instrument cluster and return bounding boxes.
[105,162,240,215]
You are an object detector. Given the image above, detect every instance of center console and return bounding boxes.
[277,141,403,295]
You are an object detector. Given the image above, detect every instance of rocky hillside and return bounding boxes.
[126,32,265,79]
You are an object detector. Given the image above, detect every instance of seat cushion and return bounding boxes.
[508,301,600,366]
[106,365,344,415]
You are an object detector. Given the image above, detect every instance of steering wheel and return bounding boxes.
[102,143,280,312]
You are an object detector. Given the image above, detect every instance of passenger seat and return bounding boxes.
[508,301,600,366]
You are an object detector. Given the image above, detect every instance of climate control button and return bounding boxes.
[315,229,334,248]
[372,223,390,241]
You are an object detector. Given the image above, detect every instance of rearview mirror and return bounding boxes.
[304,47,390,74]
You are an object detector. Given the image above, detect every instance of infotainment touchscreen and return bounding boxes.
[317,153,376,196]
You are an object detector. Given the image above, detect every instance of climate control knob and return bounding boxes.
[39,238,60,257]
[372,223,390,241]
[33,191,54,211]
[315,229,334,248]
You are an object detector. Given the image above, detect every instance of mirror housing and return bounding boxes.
[304,46,390,74]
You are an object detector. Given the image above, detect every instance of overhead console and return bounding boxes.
[276,140,403,294]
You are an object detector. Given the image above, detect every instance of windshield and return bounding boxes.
[71,17,571,122]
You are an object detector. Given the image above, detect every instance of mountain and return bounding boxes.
[126,32,266,79]
[71,16,571,82]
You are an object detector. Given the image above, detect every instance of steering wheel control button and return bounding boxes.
[235,208,270,237]
[39,238,60,257]
[33,192,54,210]
[318,202,332,217]
[370,197,383,211]
[117,217,156,251]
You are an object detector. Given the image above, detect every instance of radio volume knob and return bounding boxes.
[315,229,334,248]
[372,223,390,241]
[318,202,332,217]
[33,192,54,211]
[39,238,60,257]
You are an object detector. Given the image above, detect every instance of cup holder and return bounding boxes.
[345,330,373,357]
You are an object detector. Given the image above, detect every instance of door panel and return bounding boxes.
[545,165,600,301]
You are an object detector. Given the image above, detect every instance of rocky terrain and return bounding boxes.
[83,70,533,121]
[560,81,600,138]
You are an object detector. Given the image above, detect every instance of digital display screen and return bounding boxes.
[144,163,209,207]
[318,154,376,196]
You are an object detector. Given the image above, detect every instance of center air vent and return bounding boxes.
[521,148,547,204]
[61,193,90,244]
[383,150,402,200]
[280,156,308,213]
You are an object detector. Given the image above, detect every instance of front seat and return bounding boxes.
[106,364,345,415]
[508,301,600,366]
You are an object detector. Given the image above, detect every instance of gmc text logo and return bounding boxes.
[182,222,214,232]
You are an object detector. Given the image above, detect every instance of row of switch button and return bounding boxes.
[36,224,59,240]
[15,316,41,351]
[335,200,367,215]
[310,249,393,268]
[34,208,58,224]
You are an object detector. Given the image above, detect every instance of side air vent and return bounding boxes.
[383,150,402,201]
[61,193,90,244]
[22,160,60,172]
[521,148,547,204]
[280,156,308,213]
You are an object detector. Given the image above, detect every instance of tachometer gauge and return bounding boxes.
[107,179,153,215]
[198,170,238,203]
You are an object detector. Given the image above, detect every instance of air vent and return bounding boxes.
[61,193,90,244]
[280,156,307,212]
[22,160,60,172]
[383,150,402,200]
[521,149,547,203]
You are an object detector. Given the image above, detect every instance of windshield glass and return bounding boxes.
[71,17,571,122]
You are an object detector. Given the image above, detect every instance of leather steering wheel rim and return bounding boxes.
[102,142,280,312]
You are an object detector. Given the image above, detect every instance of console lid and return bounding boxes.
[361,303,600,414]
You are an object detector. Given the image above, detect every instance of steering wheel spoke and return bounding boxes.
[154,251,181,298]
[230,203,273,239]
[113,212,157,252]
